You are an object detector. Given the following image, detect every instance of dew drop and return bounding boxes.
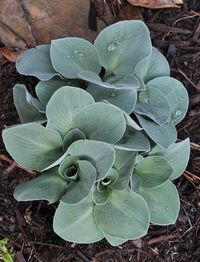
[67,55,71,59]
[79,53,84,58]
[110,92,116,97]
[107,41,118,52]
[73,49,79,54]
[175,110,182,117]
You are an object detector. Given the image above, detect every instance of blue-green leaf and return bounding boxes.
[16,45,59,80]
[115,127,150,152]
[13,84,45,123]
[53,195,103,243]
[94,20,151,75]
[133,156,173,188]
[138,180,180,225]
[2,123,62,170]
[67,140,115,181]
[36,78,78,105]
[136,114,177,148]
[46,86,94,136]
[14,168,67,204]
[146,77,189,125]
[50,38,101,78]
[111,150,137,190]
[87,84,137,114]
[149,138,190,180]
[134,47,170,83]
[94,189,150,239]
[61,160,97,204]
[72,102,126,143]
[135,87,171,125]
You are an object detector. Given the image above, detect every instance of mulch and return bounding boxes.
[0,0,199,261]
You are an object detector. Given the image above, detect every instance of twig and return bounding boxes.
[177,68,199,90]
[147,233,179,245]
[76,250,91,262]
[184,170,200,181]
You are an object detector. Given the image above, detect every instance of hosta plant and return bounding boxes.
[2,20,190,246]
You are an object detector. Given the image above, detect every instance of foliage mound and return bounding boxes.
[2,20,190,246]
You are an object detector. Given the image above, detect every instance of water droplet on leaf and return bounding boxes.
[175,110,182,117]
[67,55,71,59]
[107,41,118,52]
[73,49,78,54]
[79,53,84,58]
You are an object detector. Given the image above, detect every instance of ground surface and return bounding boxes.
[0,0,200,261]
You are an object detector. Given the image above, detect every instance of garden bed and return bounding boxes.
[0,1,199,261]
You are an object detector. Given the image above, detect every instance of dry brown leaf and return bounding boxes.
[0,47,22,62]
[127,0,183,9]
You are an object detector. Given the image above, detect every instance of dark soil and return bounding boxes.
[0,0,200,261]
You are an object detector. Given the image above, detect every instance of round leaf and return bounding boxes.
[53,195,103,243]
[149,138,190,180]
[46,86,95,136]
[115,127,150,152]
[14,168,67,204]
[16,45,60,80]
[138,180,180,225]
[72,102,126,144]
[146,77,189,125]
[62,128,86,152]
[111,150,137,190]
[50,37,101,78]
[2,123,63,171]
[136,114,177,149]
[134,47,170,83]
[36,78,78,105]
[87,84,137,114]
[135,87,171,125]
[94,189,150,239]
[133,156,173,188]
[94,20,151,75]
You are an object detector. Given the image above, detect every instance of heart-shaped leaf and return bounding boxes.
[94,20,151,75]
[137,180,180,225]
[94,189,150,239]
[14,168,67,204]
[87,84,137,113]
[16,45,60,80]
[46,86,95,136]
[53,195,103,243]
[72,102,126,144]
[134,47,170,83]
[135,86,171,125]
[50,37,101,78]
[149,138,190,180]
[133,156,173,188]
[146,77,189,125]
[136,114,177,148]
[36,78,78,105]
[2,123,63,170]
[115,127,150,152]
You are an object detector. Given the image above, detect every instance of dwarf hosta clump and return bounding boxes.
[2,20,190,246]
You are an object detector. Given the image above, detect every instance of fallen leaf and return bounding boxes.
[127,0,183,9]
[0,47,22,62]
